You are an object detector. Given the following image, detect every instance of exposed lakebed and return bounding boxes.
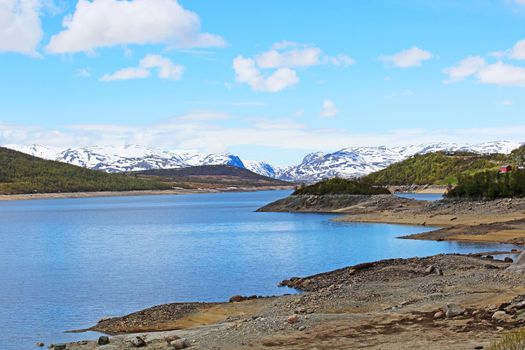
[0,190,517,349]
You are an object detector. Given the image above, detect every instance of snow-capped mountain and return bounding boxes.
[3,144,281,177]
[2,141,522,182]
[279,141,523,182]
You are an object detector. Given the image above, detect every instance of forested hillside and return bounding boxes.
[364,152,505,186]
[0,147,170,195]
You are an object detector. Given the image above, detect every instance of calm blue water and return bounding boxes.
[395,193,443,201]
[0,190,517,349]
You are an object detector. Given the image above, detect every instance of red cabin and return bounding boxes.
[499,165,512,174]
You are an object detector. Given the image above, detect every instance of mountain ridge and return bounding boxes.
[3,141,522,182]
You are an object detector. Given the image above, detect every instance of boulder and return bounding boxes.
[287,314,299,324]
[425,265,435,274]
[98,336,110,346]
[433,311,444,319]
[492,311,513,322]
[508,252,525,271]
[229,295,246,303]
[444,303,465,318]
[170,338,190,349]
[52,345,66,350]
[504,257,514,263]
[130,336,146,347]
[35,342,44,347]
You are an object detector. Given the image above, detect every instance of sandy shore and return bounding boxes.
[0,186,293,201]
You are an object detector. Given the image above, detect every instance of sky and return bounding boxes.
[1,0,525,165]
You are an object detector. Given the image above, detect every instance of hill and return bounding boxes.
[446,169,525,199]
[134,165,292,189]
[363,152,506,186]
[0,147,171,195]
[293,178,390,196]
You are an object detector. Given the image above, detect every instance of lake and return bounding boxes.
[0,190,517,349]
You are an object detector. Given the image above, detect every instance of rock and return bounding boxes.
[444,303,465,318]
[507,251,525,271]
[474,346,483,349]
[433,311,444,319]
[287,314,299,324]
[425,265,435,274]
[298,325,306,331]
[36,342,44,347]
[515,301,525,309]
[504,257,514,263]
[52,345,66,350]
[98,336,110,346]
[435,268,443,276]
[170,338,190,349]
[130,336,146,347]
[295,307,307,314]
[229,295,246,303]
[492,311,513,322]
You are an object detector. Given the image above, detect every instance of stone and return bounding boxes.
[425,265,436,274]
[298,325,306,331]
[433,311,444,319]
[36,342,44,347]
[287,314,299,324]
[444,303,465,318]
[229,295,246,303]
[295,307,307,314]
[435,268,443,276]
[170,338,190,349]
[52,345,66,350]
[504,257,514,263]
[130,336,146,347]
[492,311,512,322]
[98,336,110,346]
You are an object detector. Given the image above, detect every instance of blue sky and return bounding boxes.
[1,0,525,165]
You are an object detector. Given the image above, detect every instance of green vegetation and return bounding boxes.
[135,165,290,188]
[364,152,505,186]
[0,147,171,195]
[293,178,390,196]
[488,329,525,350]
[446,169,525,199]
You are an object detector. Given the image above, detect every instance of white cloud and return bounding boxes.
[319,99,339,118]
[380,46,433,68]
[442,56,487,82]
[232,56,299,92]
[0,0,43,55]
[324,54,355,67]
[500,99,513,106]
[477,62,525,87]
[46,0,225,54]
[255,47,322,69]
[233,42,354,92]
[2,117,525,157]
[509,38,525,60]
[444,58,525,88]
[75,68,91,78]
[101,54,183,81]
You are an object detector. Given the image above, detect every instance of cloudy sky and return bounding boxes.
[1,0,525,165]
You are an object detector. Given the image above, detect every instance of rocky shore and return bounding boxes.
[45,194,525,349]
[49,252,525,349]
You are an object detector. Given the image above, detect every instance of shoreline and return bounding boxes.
[56,250,525,350]
[0,186,294,202]
[44,194,525,349]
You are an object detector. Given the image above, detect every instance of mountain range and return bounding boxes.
[3,141,522,183]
